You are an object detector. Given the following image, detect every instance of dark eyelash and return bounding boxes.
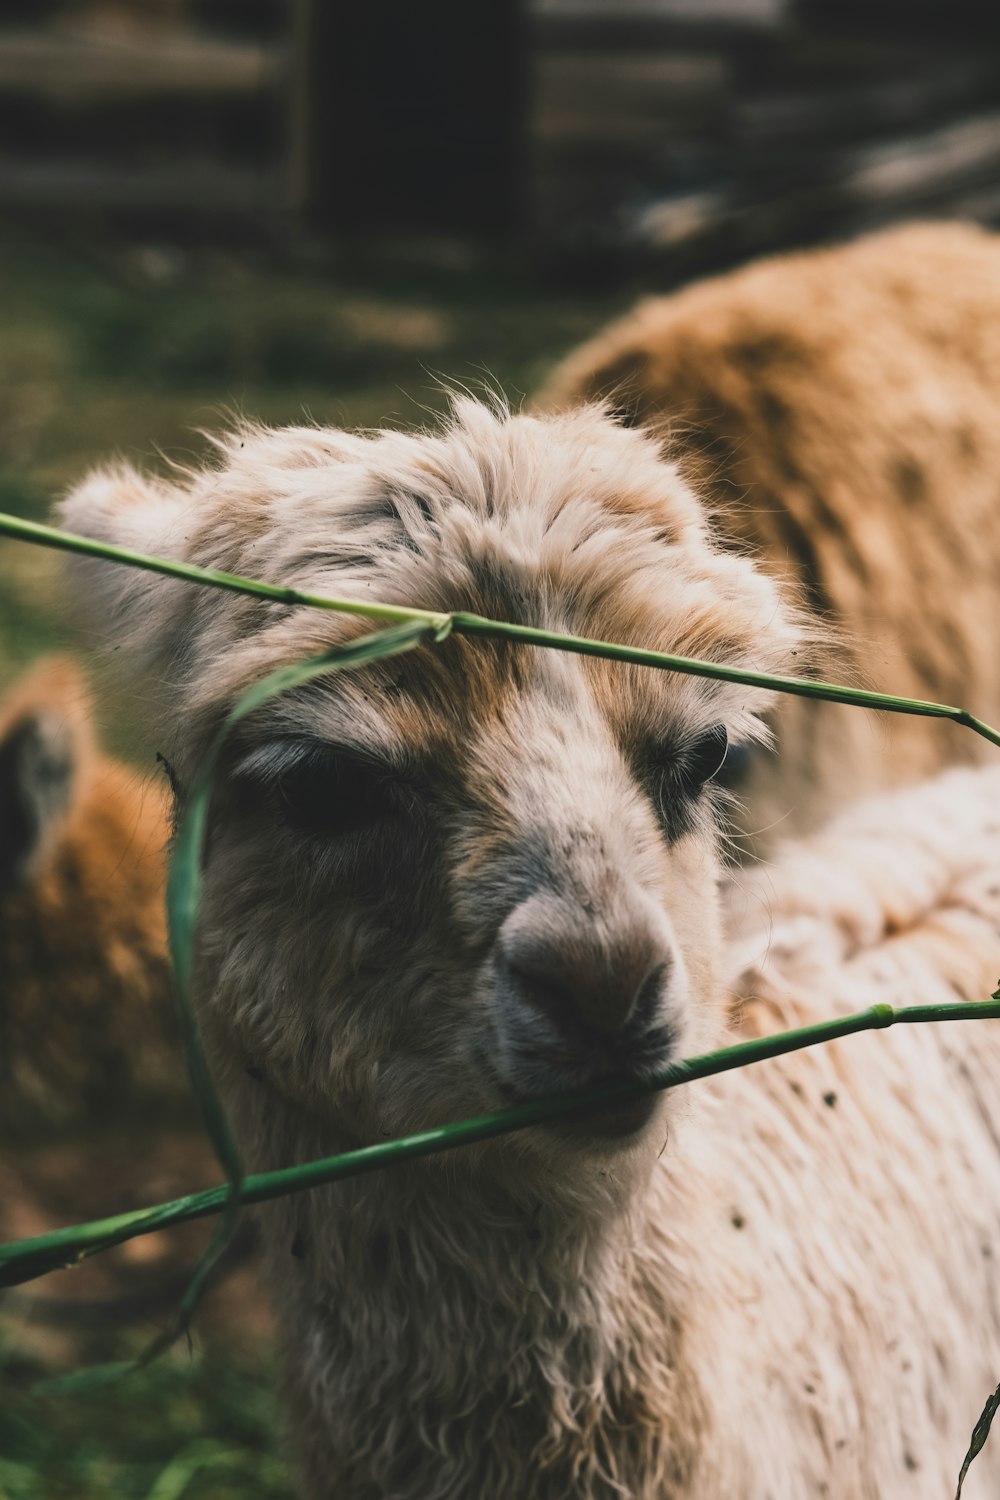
[236,744,408,839]
[647,725,730,842]
[648,725,729,791]
[680,725,729,793]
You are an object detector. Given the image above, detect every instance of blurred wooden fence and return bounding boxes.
[0,1,289,231]
[0,0,998,263]
[528,0,1000,266]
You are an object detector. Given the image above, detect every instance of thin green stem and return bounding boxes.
[0,512,451,631]
[2,994,998,1290]
[450,614,1000,747]
[3,510,999,746]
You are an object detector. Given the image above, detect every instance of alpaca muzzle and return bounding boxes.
[489,889,683,1134]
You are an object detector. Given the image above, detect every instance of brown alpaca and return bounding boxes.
[0,660,268,1346]
[60,399,1000,1498]
[537,221,1000,836]
[0,657,177,1138]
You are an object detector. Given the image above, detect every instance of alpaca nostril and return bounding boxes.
[502,956,581,1034]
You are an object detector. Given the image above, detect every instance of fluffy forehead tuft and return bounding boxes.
[58,397,804,756]
[181,396,711,573]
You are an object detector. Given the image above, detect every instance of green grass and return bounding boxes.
[0,1341,291,1500]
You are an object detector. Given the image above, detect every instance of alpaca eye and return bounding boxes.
[274,751,400,838]
[233,743,403,840]
[681,725,729,792]
[646,724,730,842]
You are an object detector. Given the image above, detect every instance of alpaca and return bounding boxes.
[0,658,265,1345]
[0,656,178,1138]
[537,221,1000,837]
[59,399,1000,1498]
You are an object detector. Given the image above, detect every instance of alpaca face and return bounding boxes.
[61,401,800,1167]
[201,634,726,1153]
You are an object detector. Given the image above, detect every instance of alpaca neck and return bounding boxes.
[258,1118,707,1500]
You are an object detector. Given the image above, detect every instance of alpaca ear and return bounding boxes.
[57,463,187,653]
[59,462,182,555]
[0,659,91,888]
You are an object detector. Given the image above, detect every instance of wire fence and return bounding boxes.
[1,507,999,1492]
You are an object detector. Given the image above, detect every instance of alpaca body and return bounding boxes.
[539,221,1000,835]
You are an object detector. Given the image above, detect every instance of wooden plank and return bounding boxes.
[0,26,279,102]
[532,0,786,23]
[0,156,275,215]
[735,62,998,145]
[844,113,1000,205]
[535,51,727,112]
[534,112,718,150]
[529,0,787,50]
[531,51,730,153]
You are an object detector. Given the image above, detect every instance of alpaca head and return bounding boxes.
[60,401,800,1192]
[0,658,91,891]
[0,658,174,1137]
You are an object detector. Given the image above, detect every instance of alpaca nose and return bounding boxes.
[495,893,677,1043]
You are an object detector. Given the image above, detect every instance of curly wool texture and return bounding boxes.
[0,658,178,1138]
[537,221,1000,837]
[709,765,1000,1498]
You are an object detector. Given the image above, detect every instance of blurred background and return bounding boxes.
[0,1,998,1496]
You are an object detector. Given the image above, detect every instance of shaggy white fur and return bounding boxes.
[715,766,1000,1500]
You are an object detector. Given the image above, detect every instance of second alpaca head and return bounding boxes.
[0,657,174,1137]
